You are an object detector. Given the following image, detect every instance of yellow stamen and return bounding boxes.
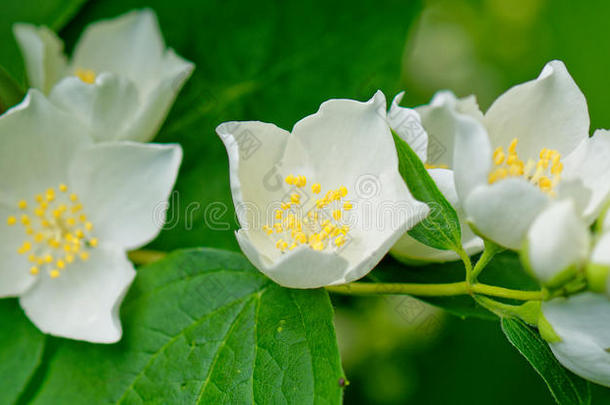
[75,68,96,84]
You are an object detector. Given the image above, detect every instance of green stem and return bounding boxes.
[326,282,469,297]
[470,241,503,282]
[128,249,167,265]
[326,282,544,301]
[455,247,473,284]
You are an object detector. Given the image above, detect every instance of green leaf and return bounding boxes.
[391,131,461,251]
[0,65,24,113]
[60,0,423,252]
[0,0,89,89]
[0,299,46,405]
[370,251,540,320]
[28,248,345,404]
[501,318,591,405]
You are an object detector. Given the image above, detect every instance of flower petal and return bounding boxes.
[525,200,590,285]
[484,60,589,158]
[543,293,610,387]
[416,90,484,167]
[283,91,392,188]
[70,9,168,93]
[236,229,349,288]
[592,233,610,265]
[0,90,91,204]
[388,92,428,162]
[69,142,182,250]
[49,73,139,142]
[451,111,492,202]
[216,121,290,229]
[464,179,549,250]
[19,247,135,343]
[13,23,67,94]
[0,204,37,297]
[562,130,610,221]
[127,49,194,142]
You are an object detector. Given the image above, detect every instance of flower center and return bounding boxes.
[424,163,449,169]
[75,68,97,84]
[263,174,353,253]
[6,184,98,279]
[488,138,564,195]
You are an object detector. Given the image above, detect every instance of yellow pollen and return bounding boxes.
[488,138,564,195]
[8,184,98,278]
[424,163,450,169]
[493,147,505,165]
[264,175,351,253]
[75,68,96,84]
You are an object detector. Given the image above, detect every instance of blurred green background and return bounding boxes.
[4,0,610,403]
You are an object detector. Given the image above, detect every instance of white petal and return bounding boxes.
[126,49,194,142]
[525,201,590,285]
[69,142,182,250]
[464,179,549,249]
[20,247,135,343]
[388,92,428,162]
[591,233,610,266]
[236,230,349,288]
[283,91,392,188]
[216,121,290,229]
[562,130,610,221]
[0,90,91,203]
[13,24,67,93]
[484,60,589,158]
[451,111,492,202]
[415,90,484,167]
[0,204,37,296]
[543,293,610,387]
[70,9,167,93]
[391,168,483,262]
[49,73,139,142]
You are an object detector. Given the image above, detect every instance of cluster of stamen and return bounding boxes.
[488,138,563,195]
[6,184,98,279]
[75,68,96,84]
[263,174,353,252]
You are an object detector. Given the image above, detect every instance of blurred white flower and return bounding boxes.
[14,9,194,142]
[389,92,483,263]
[217,91,429,288]
[450,60,610,249]
[523,200,590,286]
[0,90,182,343]
[542,293,610,387]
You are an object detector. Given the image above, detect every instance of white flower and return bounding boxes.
[216,91,429,288]
[523,200,590,286]
[0,90,182,343]
[587,227,610,294]
[388,92,483,263]
[451,60,610,250]
[14,9,194,143]
[542,293,610,387]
